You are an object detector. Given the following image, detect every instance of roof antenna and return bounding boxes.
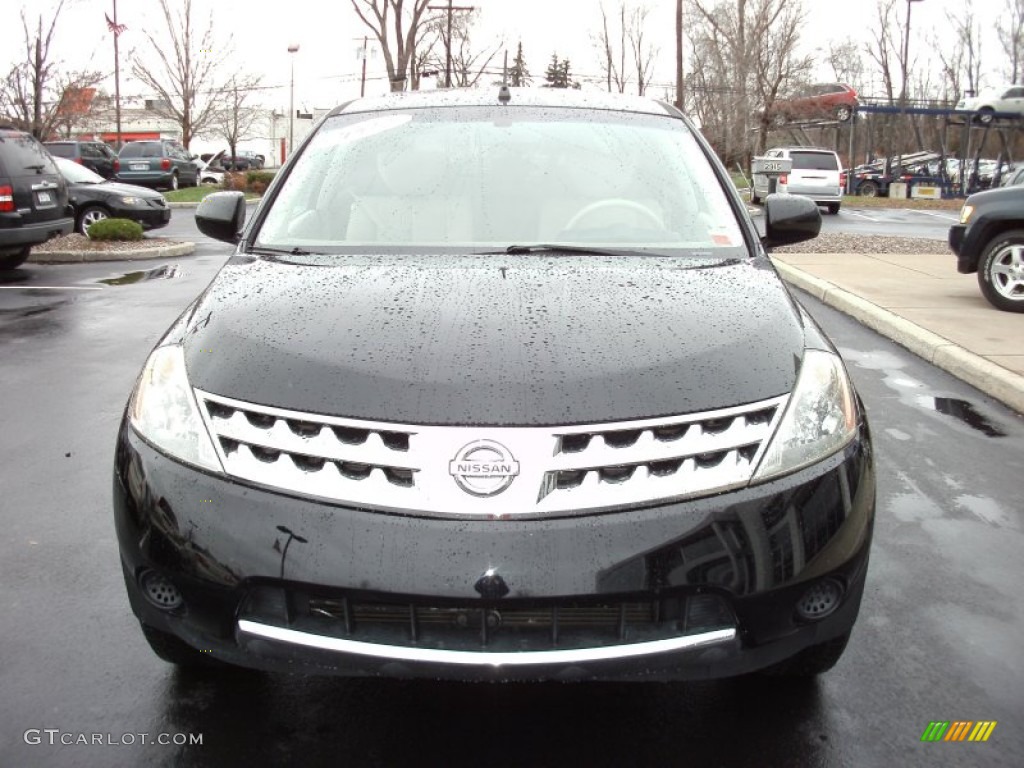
[498,49,510,104]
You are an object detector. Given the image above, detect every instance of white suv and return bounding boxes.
[957,85,1024,124]
[752,147,843,215]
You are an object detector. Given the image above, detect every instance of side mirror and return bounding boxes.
[761,194,821,250]
[196,191,245,244]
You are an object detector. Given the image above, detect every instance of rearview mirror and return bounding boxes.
[761,194,821,250]
[195,191,245,244]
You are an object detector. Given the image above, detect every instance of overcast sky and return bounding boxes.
[0,0,1011,112]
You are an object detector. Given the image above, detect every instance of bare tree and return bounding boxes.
[998,0,1024,83]
[350,0,432,92]
[594,2,628,93]
[130,0,226,149]
[593,2,655,95]
[51,86,111,139]
[825,41,866,93]
[866,0,900,104]
[750,1,812,153]
[628,5,658,96]
[0,0,103,139]
[217,75,263,163]
[422,9,501,87]
[688,0,812,165]
[936,5,983,103]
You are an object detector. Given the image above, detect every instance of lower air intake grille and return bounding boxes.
[241,587,736,654]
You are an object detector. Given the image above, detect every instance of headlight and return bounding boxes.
[959,204,975,225]
[130,345,223,472]
[120,195,141,205]
[753,349,857,482]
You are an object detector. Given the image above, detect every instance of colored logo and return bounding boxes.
[921,721,997,742]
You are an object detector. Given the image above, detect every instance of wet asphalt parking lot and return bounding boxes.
[1,213,1021,767]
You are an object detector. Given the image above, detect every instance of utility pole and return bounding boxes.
[675,0,684,111]
[428,0,474,87]
[288,43,299,157]
[113,0,122,149]
[361,36,368,97]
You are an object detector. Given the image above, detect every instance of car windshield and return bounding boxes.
[54,156,104,183]
[254,106,744,254]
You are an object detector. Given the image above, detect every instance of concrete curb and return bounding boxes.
[776,262,1024,415]
[29,241,196,264]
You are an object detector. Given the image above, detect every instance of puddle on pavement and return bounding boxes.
[98,264,181,285]
[918,396,1007,437]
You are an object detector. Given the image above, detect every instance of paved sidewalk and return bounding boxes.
[774,251,1024,414]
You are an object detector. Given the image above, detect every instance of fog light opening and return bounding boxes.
[140,570,184,610]
[795,578,844,621]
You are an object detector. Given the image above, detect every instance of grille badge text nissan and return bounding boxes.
[449,440,520,497]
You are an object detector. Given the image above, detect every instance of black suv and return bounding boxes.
[43,140,119,179]
[115,89,875,683]
[949,185,1024,312]
[115,140,199,190]
[0,127,74,270]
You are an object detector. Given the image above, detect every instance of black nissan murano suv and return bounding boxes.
[113,88,875,682]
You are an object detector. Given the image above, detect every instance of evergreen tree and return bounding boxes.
[510,41,531,86]
[543,52,574,88]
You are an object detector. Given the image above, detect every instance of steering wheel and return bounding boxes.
[564,198,665,231]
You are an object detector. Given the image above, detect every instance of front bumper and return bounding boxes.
[948,223,978,273]
[112,203,171,230]
[114,420,875,681]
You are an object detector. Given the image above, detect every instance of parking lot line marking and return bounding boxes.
[845,210,880,222]
[909,210,958,221]
[0,285,104,291]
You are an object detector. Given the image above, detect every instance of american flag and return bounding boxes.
[105,13,127,37]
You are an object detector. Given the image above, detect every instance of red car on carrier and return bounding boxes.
[768,83,859,125]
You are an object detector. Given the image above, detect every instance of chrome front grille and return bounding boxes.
[196,389,787,518]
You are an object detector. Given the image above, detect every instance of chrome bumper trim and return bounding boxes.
[237,619,736,667]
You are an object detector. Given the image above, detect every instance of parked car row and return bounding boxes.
[44,138,202,191]
[1,127,175,270]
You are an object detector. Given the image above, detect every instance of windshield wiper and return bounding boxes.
[247,245,317,257]
[477,244,672,258]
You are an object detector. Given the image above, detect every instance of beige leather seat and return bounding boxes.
[346,148,473,244]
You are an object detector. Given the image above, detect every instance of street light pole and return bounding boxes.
[287,43,299,157]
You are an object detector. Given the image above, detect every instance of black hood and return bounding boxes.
[182,254,806,426]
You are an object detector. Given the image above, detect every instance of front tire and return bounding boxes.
[760,631,851,677]
[0,246,32,270]
[977,229,1024,312]
[977,108,994,125]
[835,104,853,122]
[78,205,109,235]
